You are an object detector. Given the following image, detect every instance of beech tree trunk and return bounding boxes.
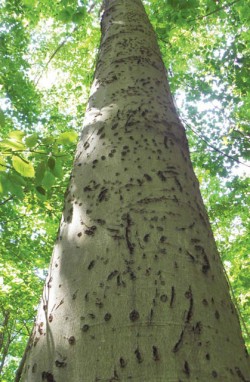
[18,0,250,381]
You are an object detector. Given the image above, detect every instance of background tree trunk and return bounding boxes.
[19,0,250,381]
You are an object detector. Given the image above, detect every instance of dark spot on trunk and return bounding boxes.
[212,370,218,378]
[82,324,89,332]
[135,348,143,363]
[68,336,75,345]
[119,357,126,368]
[235,367,248,381]
[183,361,190,376]
[32,363,37,373]
[164,136,169,148]
[42,372,55,382]
[88,260,95,270]
[157,170,166,181]
[160,294,168,302]
[107,270,119,281]
[175,177,183,192]
[160,235,167,243]
[202,298,208,306]
[85,226,97,236]
[193,321,202,335]
[144,174,152,181]
[55,360,67,368]
[202,254,210,274]
[170,286,175,308]
[98,188,108,202]
[125,213,134,254]
[152,346,160,361]
[96,219,106,225]
[97,126,104,135]
[215,310,220,319]
[104,313,112,321]
[129,310,139,322]
[185,286,193,323]
[186,250,195,262]
[172,330,184,353]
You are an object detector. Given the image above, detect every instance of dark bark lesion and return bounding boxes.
[41,371,56,382]
[170,286,175,308]
[185,286,193,323]
[172,329,184,353]
[134,348,143,363]
[125,213,134,254]
[235,367,248,382]
[98,188,109,202]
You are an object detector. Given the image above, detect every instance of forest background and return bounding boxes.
[0,0,249,380]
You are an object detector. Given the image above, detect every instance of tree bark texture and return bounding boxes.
[19,0,250,381]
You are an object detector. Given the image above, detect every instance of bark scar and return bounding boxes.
[125,213,134,254]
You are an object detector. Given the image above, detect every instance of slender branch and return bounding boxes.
[167,0,241,34]
[0,196,14,206]
[33,2,97,87]
[34,25,79,86]
[188,0,241,24]
[182,118,250,168]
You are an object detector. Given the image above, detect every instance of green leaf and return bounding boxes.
[12,156,35,178]
[47,156,56,170]
[0,174,5,193]
[0,139,26,151]
[0,109,5,127]
[0,173,24,199]
[8,182,25,200]
[8,174,27,187]
[42,171,55,189]
[0,155,7,171]
[9,130,25,141]
[72,8,86,24]
[42,137,55,145]
[25,133,39,148]
[57,130,78,145]
[22,0,36,7]
[35,161,46,184]
[51,159,63,179]
[36,186,46,195]
[58,8,74,22]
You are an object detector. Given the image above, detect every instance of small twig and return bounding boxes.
[182,118,250,168]
[187,0,241,24]
[0,196,14,206]
[34,25,79,86]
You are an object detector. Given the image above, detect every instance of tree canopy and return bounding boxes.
[0,0,249,379]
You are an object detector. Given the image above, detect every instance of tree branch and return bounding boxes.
[182,118,250,168]
[0,196,14,206]
[188,0,241,24]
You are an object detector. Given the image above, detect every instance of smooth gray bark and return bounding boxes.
[19,0,250,381]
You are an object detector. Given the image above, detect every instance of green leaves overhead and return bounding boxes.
[58,6,86,24]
